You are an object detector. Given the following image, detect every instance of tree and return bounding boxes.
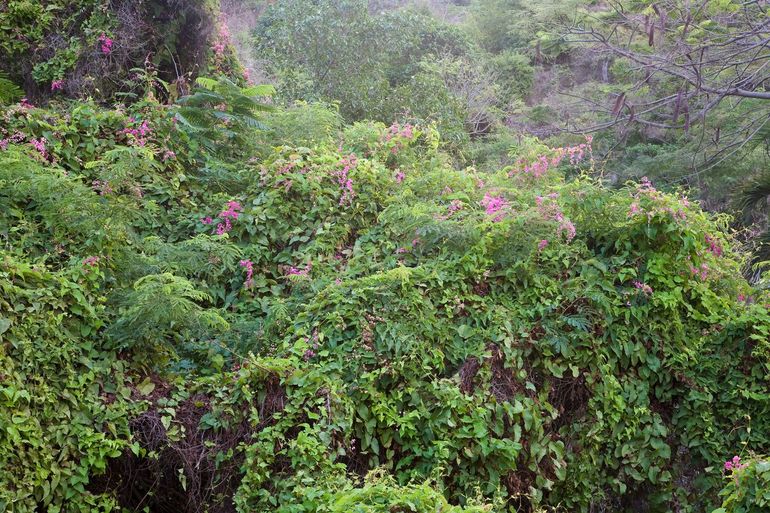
[562,0,770,168]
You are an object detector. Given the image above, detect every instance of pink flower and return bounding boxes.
[162,150,176,161]
[121,119,151,147]
[480,193,509,222]
[0,139,8,151]
[30,137,47,159]
[724,455,746,472]
[286,262,312,278]
[213,200,243,234]
[51,80,64,92]
[92,180,113,196]
[705,234,723,257]
[633,281,653,295]
[98,33,113,54]
[558,219,576,241]
[334,154,357,206]
[538,239,549,251]
[83,256,101,268]
[201,217,213,225]
[395,171,405,183]
[239,259,254,288]
[395,247,407,254]
[628,203,641,217]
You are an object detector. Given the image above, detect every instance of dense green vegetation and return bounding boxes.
[1,1,769,512]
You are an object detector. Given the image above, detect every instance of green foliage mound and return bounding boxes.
[1,89,768,513]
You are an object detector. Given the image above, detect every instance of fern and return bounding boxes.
[0,72,23,105]
[107,273,229,355]
[174,76,274,154]
[144,234,244,282]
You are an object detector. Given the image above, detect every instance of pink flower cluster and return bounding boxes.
[436,199,464,221]
[689,262,710,281]
[212,24,231,57]
[215,201,242,235]
[724,455,747,472]
[51,80,64,92]
[395,170,405,183]
[122,118,151,147]
[83,256,101,268]
[286,262,312,278]
[536,193,576,242]
[2,131,24,150]
[511,136,593,179]
[162,150,176,161]
[98,33,113,55]
[384,122,414,142]
[705,234,723,257]
[480,193,510,222]
[92,179,113,196]
[383,123,415,154]
[334,154,357,206]
[633,281,653,295]
[627,177,688,222]
[30,138,48,159]
[240,259,254,288]
[538,239,549,252]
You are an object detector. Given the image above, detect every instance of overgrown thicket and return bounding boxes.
[0,0,243,102]
[1,1,770,513]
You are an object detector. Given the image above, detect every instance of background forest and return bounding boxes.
[1,0,769,512]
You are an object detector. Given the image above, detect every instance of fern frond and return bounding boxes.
[0,73,23,105]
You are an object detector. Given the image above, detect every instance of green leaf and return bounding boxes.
[136,378,155,396]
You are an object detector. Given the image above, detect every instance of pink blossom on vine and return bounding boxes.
[511,137,592,179]
[212,24,231,57]
[98,33,113,54]
[481,194,509,222]
[448,200,463,213]
[286,262,312,278]
[239,259,254,288]
[91,180,113,196]
[83,256,101,268]
[705,234,723,257]
[724,455,746,472]
[211,200,243,234]
[557,218,576,241]
[633,281,653,295]
[51,80,64,92]
[30,137,47,159]
[334,154,357,206]
[122,119,151,147]
[690,263,709,281]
